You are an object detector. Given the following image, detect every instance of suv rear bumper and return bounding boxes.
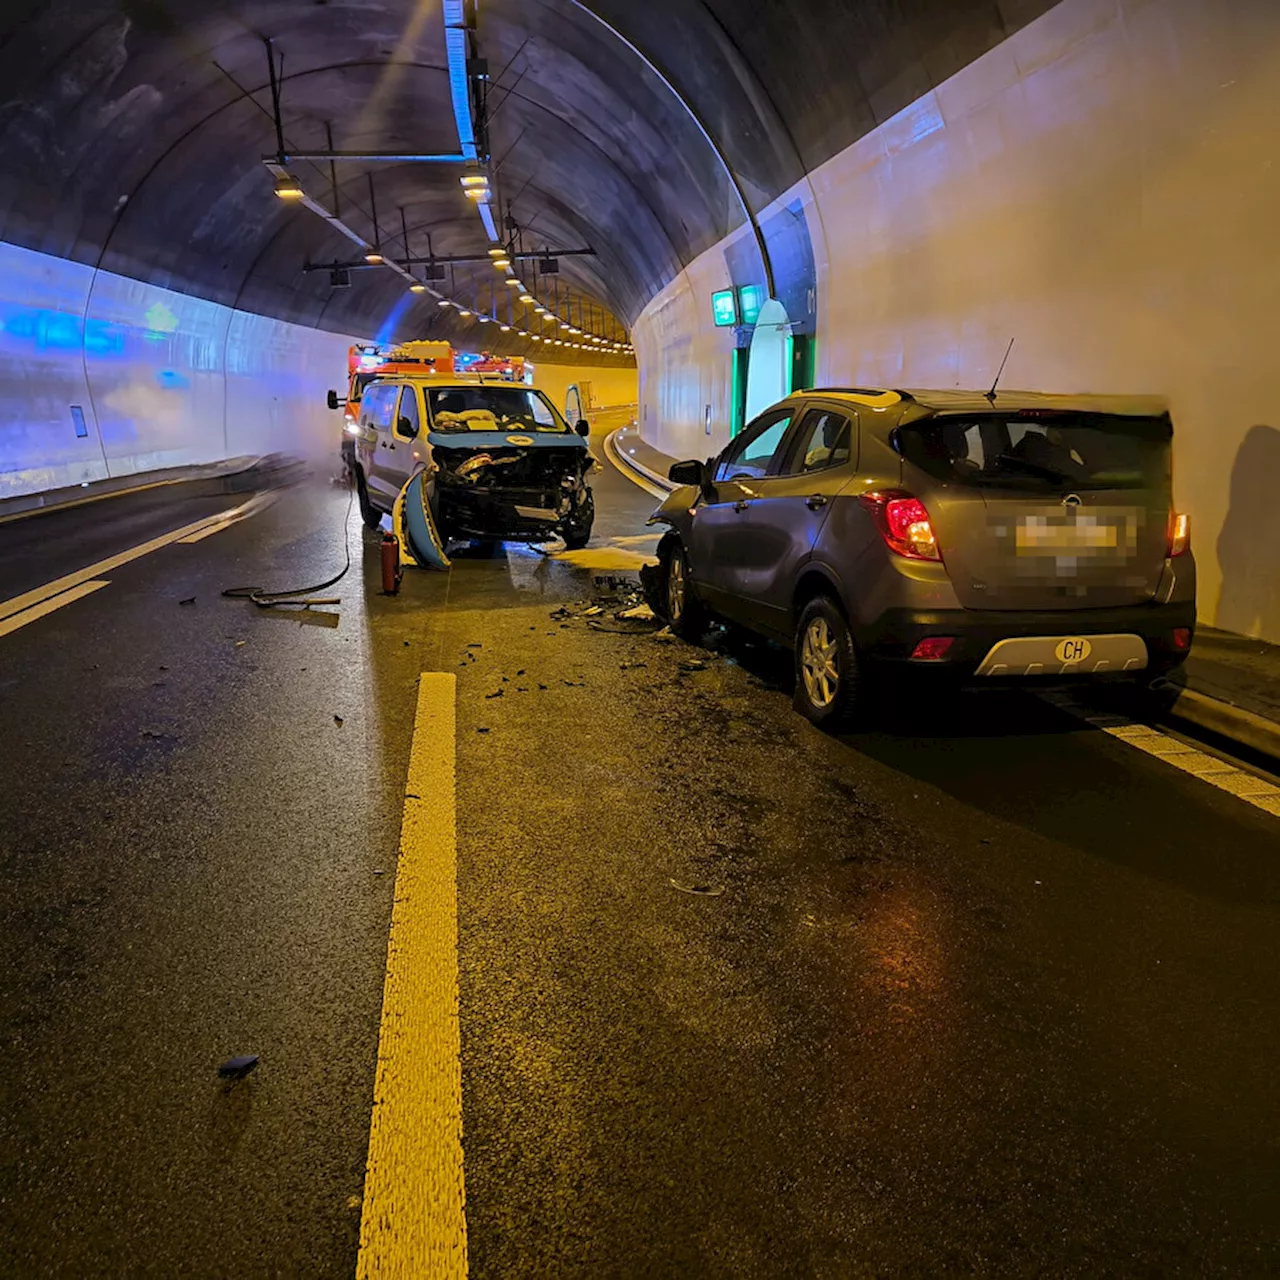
[858,600,1196,678]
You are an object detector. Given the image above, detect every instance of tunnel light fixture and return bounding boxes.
[506,277,522,288]
[365,252,384,264]
[458,308,472,318]
[409,283,427,294]
[500,324,511,332]
[461,173,490,202]
[519,293,534,303]
[274,173,305,199]
[477,314,490,323]
[569,327,581,335]
[438,299,453,308]
[492,257,511,270]
[487,247,507,258]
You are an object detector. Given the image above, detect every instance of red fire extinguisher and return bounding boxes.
[381,532,402,595]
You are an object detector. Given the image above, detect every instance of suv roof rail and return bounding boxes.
[802,386,886,397]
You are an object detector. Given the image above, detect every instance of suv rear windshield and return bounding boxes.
[426,386,569,433]
[898,412,1171,491]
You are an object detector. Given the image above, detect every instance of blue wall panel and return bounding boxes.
[0,240,361,498]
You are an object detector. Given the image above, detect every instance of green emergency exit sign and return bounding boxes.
[711,289,738,327]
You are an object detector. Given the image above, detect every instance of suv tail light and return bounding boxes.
[858,490,942,561]
[1167,511,1190,557]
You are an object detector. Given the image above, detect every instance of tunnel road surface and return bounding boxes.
[1,458,1278,1277]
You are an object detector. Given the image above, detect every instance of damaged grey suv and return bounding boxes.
[648,388,1196,727]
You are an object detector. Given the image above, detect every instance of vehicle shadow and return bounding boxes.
[707,623,1280,908]
[1215,424,1280,641]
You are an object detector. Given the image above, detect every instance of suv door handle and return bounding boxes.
[733,500,750,512]
[805,494,827,510]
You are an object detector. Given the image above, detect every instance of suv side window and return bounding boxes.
[396,385,421,439]
[714,409,794,482]
[784,408,854,475]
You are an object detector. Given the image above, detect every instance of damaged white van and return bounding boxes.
[347,375,595,549]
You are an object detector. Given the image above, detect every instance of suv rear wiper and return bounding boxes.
[993,453,1077,486]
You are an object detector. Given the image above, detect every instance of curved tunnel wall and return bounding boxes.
[0,237,359,497]
[634,0,1280,643]
[0,234,638,500]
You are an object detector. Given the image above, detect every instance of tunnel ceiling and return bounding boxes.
[0,0,1056,357]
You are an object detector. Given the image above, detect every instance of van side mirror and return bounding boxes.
[327,389,341,411]
[398,416,418,439]
[669,459,705,486]
[575,419,590,437]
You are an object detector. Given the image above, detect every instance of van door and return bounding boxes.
[365,383,403,506]
[898,411,1172,610]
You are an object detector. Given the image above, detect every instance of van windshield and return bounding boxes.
[898,412,1171,491]
[427,386,570,434]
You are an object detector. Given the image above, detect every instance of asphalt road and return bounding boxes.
[1,452,1278,1277]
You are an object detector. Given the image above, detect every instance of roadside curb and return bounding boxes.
[603,428,675,495]
[1159,684,1280,766]
[0,453,306,524]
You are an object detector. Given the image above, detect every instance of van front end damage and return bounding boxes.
[431,440,595,547]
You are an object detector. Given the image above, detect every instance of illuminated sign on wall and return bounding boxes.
[711,289,738,327]
[739,285,763,326]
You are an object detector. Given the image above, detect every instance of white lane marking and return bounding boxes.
[176,491,277,542]
[358,673,467,1280]
[0,580,111,638]
[1041,691,1280,818]
[0,501,256,625]
[603,429,667,499]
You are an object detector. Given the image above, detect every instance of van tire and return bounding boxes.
[793,596,868,730]
[355,469,383,530]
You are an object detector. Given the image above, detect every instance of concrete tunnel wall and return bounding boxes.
[633,0,1280,644]
[0,234,638,500]
[0,238,359,497]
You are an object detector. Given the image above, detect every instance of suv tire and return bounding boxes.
[663,539,709,641]
[793,595,867,729]
[355,468,383,531]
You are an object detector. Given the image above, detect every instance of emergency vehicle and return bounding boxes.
[331,341,455,476]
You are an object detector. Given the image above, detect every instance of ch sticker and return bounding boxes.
[1055,637,1092,664]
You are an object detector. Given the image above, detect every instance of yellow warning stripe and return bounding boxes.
[358,673,468,1279]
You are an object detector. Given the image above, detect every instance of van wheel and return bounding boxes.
[793,596,867,729]
[562,493,594,550]
[355,469,383,530]
[663,540,709,641]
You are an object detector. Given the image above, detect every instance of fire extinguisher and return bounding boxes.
[381,532,402,595]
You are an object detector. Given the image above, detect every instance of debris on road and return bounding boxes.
[485,689,504,699]
[669,879,725,897]
[618,603,656,621]
[477,727,491,734]
[334,714,344,726]
[217,1054,259,1079]
[179,597,196,606]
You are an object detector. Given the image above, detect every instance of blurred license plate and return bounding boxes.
[1016,520,1117,551]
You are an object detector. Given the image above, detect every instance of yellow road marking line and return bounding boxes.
[1042,692,1280,818]
[0,580,111,638]
[358,673,467,1279]
[0,502,254,624]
